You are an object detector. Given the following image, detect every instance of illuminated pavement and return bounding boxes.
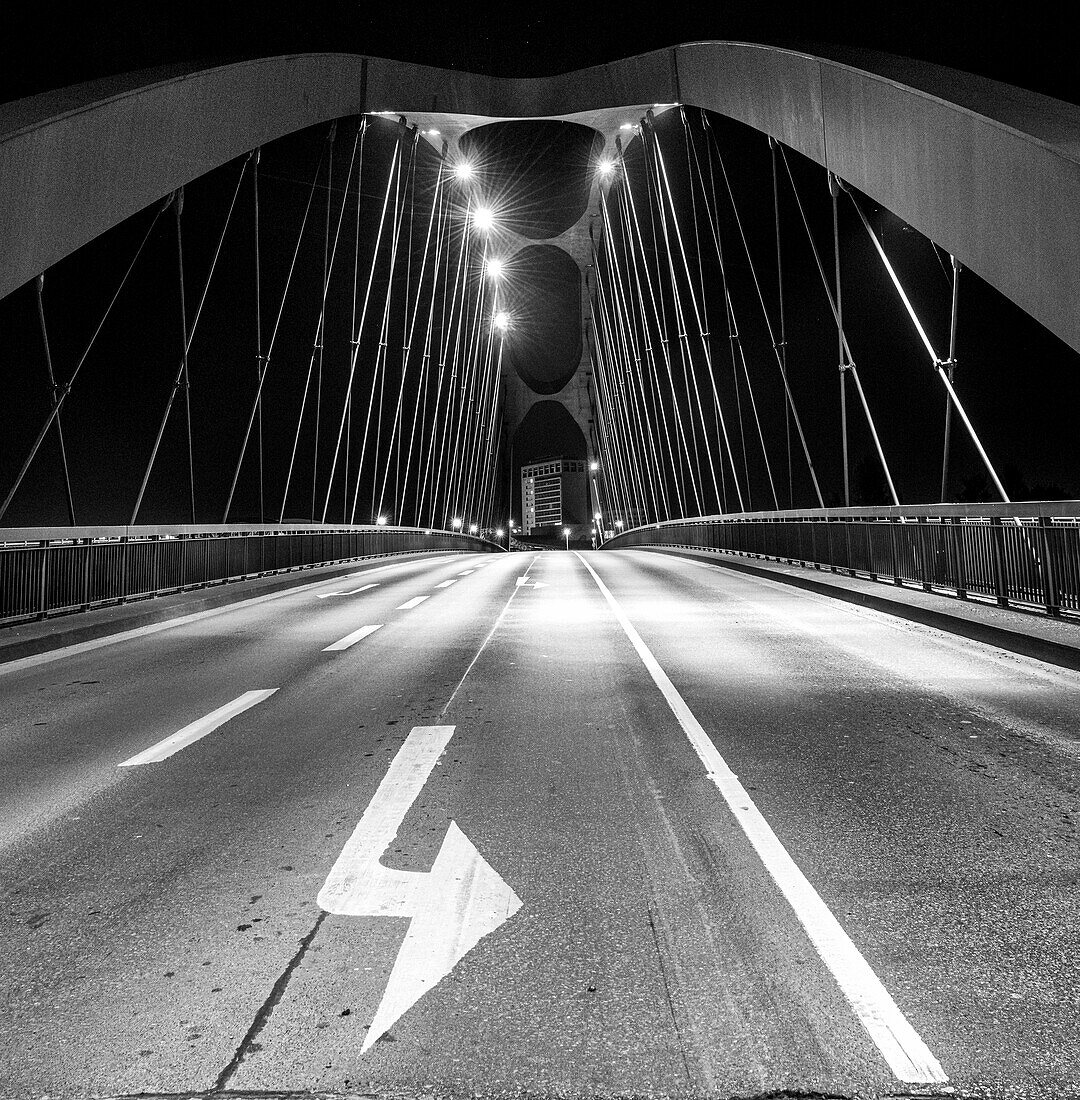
[2,548,1079,1099]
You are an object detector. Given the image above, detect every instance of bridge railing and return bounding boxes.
[603,503,1080,618]
[0,523,499,627]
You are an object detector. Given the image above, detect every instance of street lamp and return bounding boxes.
[472,206,495,232]
[590,460,599,472]
[376,515,388,526]
[451,517,462,530]
[485,257,505,279]
[563,527,571,551]
[469,523,478,534]
[493,310,510,332]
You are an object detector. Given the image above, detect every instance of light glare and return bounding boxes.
[493,311,510,331]
[473,206,496,231]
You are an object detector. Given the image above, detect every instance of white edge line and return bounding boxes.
[573,551,947,1086]
[119,689,277,767]
[324,623,384,652]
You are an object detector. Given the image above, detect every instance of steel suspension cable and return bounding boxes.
[646,113,725,513]
[639,128,701,515]
[616,142,688,517]
[770,138,793,507]
[704,116,825,509]
[34,276,76,525]
[223,138,327,522]
[411,176,455,523]
[775,147,899,506]
[591,248,653,521]
[597,191,667,519]
[378,137,443,520]
[0,197,169,523]
[841,181,1009,502]
[319,131,400,521]
[352,128,410,523]
[280,122,358,523]
[683,114,730,514]
[402,153,451,524]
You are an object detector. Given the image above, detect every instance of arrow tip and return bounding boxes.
[362,821,521,1053]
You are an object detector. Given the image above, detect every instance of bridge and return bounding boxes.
[2,42,1080,1099]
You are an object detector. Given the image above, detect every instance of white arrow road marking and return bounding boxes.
[514,577,548,589]
[576,552,947,1086]
[319,724,521,1053]
[119,689,277,766]
[324,624,383,652]
[396,595,430,610]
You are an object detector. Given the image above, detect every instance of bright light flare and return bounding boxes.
[451,517,462,529]
[376,515,388,526]
[485,257,505,279]
[496,528,505,537]
[469,523,478,534]
[598,158,615,177]
[472,206,496,231]
[454,161,475,181]
[493,310,511,332]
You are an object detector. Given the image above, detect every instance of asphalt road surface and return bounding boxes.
[2,548,1079,1099]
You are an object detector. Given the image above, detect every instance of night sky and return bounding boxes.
[2,2,1077,527]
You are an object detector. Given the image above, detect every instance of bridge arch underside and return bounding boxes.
[3,44,1080,356]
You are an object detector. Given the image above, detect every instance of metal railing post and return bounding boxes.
[1038,515,1060,617]
[990,516,1009,608]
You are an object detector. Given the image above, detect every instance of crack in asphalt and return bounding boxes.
[211,910,328,1093]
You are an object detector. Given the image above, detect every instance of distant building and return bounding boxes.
[521,457,588,535]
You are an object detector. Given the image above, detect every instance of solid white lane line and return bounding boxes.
[575,552,947,1086]
[397,596,430,610]
[324,624,384,652]
[119,689,277,767]
[434,580,457,588]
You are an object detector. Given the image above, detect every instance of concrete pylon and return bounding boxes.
[397,106,679,470]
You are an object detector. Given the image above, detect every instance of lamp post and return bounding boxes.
[507,519,514,551]
[563,527,571,551]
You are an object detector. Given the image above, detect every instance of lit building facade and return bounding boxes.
[521,457,588,535]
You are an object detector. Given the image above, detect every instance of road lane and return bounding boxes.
[583,549,1080,1096]
[2,546,1079,1098]
[0,550,517,1095]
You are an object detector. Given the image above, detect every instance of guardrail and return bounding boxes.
[0,523,499,627]
[603,503,1080,618]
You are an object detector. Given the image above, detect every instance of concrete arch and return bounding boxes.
[2,44,1080,353]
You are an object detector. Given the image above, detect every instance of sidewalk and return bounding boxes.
[0,550,466,667]
[636,544,1080,673]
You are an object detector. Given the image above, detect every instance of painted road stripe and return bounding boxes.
[397,596,430,610]
[457,569,475,575]
[324,624,384,652]
[119,689,277,767]
[434,579,457,588]
[576,552,947,1086]
[317,583,379,599]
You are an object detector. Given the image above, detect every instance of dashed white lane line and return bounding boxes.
[119,689,277,766]
[575,552,947,1086]
[457,569,475,576]
[317,583,379,599]
[324,624,384,652]
[434,580,457,589]
[397,596,431,610]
